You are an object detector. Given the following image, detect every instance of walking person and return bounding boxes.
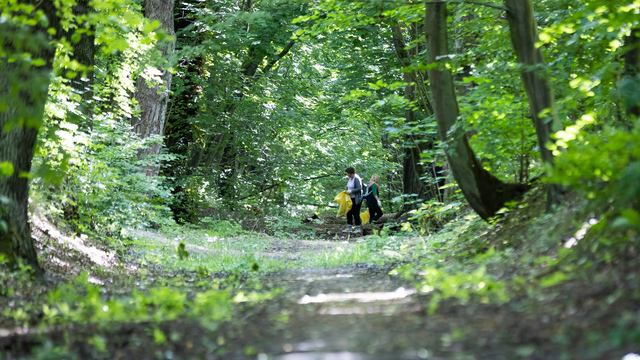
[365,174,383,224]
[342,167,363,234]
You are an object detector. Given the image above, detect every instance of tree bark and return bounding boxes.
[0,0,61,273]
[69,0,95,124]
[133,0,176,177]
[390,24,433,208]
[622,28,640,123]
[402,146,427,210]
[504,0,563,209]
[425,2,528,221]
[62,0,95,228]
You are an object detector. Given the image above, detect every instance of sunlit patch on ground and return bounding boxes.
[298,287,416,304]
[31,216,116,268]
[270,350,440,360]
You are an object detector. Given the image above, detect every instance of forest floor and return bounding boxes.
[1,192,640,360]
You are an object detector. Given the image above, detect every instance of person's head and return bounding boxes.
[370,174,380,183]
[345,167,355,179]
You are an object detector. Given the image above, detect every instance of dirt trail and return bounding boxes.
[128,230,527,359]
[135,229,463,359]
[217,262,516,360]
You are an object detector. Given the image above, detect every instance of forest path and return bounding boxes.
[128,223,513,360]
[218,264,449,360]
[133,228,343,262]
[12,217,604,360]
[158,230,503,360]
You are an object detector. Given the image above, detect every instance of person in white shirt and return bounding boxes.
[342,167,363,234]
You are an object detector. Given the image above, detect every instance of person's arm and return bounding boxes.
[352,177,362,193]
[374,184,381,206]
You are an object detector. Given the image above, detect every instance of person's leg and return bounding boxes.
[344,201,355,232]
[371,202,383,222]
[353,201,362,232]
[354,201,362,225]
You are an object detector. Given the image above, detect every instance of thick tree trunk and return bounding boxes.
[133,0,176,177]
[425,3,528,221]
[0,1,60,273]
[504,0,563,209]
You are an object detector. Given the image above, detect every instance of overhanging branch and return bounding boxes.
[261,40,296,75]
[237,173,340,202]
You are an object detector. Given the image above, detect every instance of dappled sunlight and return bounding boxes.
[295,274,354,281]
[31,215,116,268]
[564,218,599,248]
[273,351,367,360]
[2,0,639,358]
[298,287,416,304]
[318,303,420,315]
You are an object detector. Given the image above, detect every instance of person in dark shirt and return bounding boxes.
[365,174,383,224]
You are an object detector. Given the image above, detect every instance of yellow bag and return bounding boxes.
[334,191,353,217]
[360,208,370,225]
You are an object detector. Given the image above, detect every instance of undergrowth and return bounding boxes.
[391,186,640,358]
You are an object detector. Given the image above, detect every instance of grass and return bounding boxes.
[5,185,638,359]
[127,217,419,274]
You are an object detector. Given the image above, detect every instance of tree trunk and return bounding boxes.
[63,0,95,228]
[189,40,295,202]
[133,0,176,177]
[622,28,640,123]
[402,146,427,210]
[0,1,61,273]
[390,24,431,209]
[504,0,563,209]
[69,0,95,124]
[425,2,528,221]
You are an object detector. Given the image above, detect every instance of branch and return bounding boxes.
[288,200,338,208]
[261,40,296,75]
[237,173,341,201]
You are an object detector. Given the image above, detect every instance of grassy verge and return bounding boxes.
[390,188,640,358]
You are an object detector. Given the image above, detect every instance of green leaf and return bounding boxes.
[142,20,160,34]
[540,272,568,288]
[0,162,14,177]
[153,328,167,344]
[620,209,640,226]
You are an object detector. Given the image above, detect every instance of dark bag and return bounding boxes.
[364,183,378,202]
